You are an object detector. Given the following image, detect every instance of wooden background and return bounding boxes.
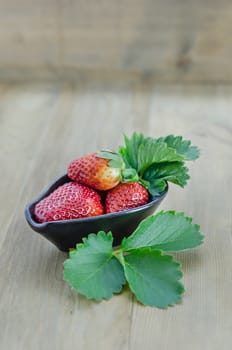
[0,81,231,349]
[1,0,232,81]
[0,0,232,348]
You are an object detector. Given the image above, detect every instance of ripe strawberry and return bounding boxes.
[34,182,104,223]
[67,152,121,191]
[105,182,149,214]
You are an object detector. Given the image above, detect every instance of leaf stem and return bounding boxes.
[113,249,125,266]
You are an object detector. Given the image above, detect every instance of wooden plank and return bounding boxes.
[0,83,65,245]
[0,0,59,67]
[128,85,232,349]
[0,82,232,349]
[0,81,134,350]
[1,1,232,81]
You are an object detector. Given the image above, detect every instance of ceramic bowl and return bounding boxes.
[25,175,168,251]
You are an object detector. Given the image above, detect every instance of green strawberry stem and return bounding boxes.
[112,249,125,266]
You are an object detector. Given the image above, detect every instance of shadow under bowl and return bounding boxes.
[25,175,168,251]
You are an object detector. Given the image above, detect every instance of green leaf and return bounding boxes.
[157,135,200,160]
[137,139,184,176]
[121,168,139,182]
[122,211,204,252]
[119,133,146,170]
[97,150,123,169]
[97,150,121,161]
[143,162,190,194]
[63,231,126,300]
[146,180,168,195]
[119,133,199,176]
[108,159,121,168]
[144,162,190,187]
[118,133,199,190]
[122,248,184,308]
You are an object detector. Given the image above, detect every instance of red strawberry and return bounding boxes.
[67,152,121,191]
[34,182,104,223]
[105,182,149,214]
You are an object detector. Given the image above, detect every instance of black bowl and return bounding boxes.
[25,175,168,251]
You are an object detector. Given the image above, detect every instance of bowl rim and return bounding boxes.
[25,174,168,228]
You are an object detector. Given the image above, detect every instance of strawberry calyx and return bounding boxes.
[118,133,200,196]
[97,150,140,184]
[97,150,124,169]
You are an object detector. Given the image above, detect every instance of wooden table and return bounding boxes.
[0,81,231,350]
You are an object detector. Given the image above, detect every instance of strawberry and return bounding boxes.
[105,182,149,214]
[34,182,104,223]
[67,152,121,191]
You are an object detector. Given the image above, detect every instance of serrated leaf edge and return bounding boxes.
[63,231,126,300]
[123,248,185,308]
[157,134,200,161]
[121,210,204,252]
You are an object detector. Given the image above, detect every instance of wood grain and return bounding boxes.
[0,81,231,350]
[1,1,232,81]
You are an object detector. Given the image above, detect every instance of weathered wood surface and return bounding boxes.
[0,81,231,349]
[1,0,232,81]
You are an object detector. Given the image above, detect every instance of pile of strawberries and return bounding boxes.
[34,153,149,223]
